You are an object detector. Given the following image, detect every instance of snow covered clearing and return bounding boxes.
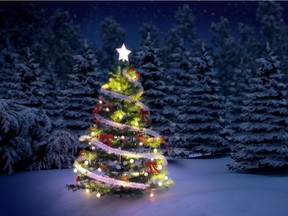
[0,156,288,216]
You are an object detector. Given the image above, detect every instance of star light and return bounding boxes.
[116,43,131,62]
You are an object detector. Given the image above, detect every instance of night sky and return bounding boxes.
[7,1,288,48]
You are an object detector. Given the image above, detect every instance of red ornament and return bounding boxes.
[140,109,150,122]
[162,137,166,143]
[136,133,146,143]
[135,72,140,77]
[130,66,135,71]
[93,107,101,115]
[76,176,80,182]
[145,160,160,174]
[79,150,83,155]
[99,134,114,147]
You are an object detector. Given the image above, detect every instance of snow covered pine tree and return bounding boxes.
[137,33,177,155]
[8,49,45,109]
[67,44,173,198]
[59,42,101,135]
[229,44,288,172]
[177,47,229,155]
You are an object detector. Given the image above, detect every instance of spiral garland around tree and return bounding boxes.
[67,43,174,198]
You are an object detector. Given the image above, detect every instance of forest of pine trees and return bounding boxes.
[1,1,288,174]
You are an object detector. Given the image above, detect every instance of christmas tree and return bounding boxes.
[228,44,288,171]
[67,44,173,198]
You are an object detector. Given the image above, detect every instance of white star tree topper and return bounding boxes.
[116,43,131,62]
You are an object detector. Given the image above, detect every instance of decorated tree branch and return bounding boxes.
[67,44,173,198]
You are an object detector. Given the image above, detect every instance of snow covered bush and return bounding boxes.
[28,130,81,170]
[0,100,31,174]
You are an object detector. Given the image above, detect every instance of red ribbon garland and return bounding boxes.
[76,176,80,182]
[140,109,150,122]
[145,161,160,174]
[99,134,114,147]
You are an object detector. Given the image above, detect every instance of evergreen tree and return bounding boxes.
[163,28,182,69]
[48,9,82,86]
[174,4,197,50]
[237,23,262,67]
[256,1,288,80]
[177,48,229,155]
[211,16,243,96]
[59,42,101,135]
[100,17,126,69]
[229,45,288,171]
[67,44,173,197]
[256,1,286,48]
[0,47,18,98]
[137,33,177,149]
[227,59,252,133]
[163,4,197,68]
[139,23,160,46]
[8,49,45,109]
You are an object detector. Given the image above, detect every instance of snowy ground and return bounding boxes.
[1,156,288,216]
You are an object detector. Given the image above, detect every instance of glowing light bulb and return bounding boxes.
[150,193,154,198]
[139,142,143,146]
[105,108,110,112]
[96,193,101,198]
[158,165,163,170]
[119,114,123,119]
[73,168,78,173]
[133,75,137,79]
[144,172,148,177]
[164,176,169,181]
[121,135,125,140]
[133,172,140,176]
[151,158,154,161]
[118,87,121,91]
[91,146,95,150]
[153,149,158,153]
[84,161,89,165]
[135,122,139,126]
[130,159,134,164]
[97,167,102,172]
[86,189,90,193]
[109,78,113,81]
[91,132,96,136]
[114,136,118,139]
[158,182,162,186]
[98,100,103,104]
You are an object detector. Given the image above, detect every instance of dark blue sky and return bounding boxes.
[37,1,288,48]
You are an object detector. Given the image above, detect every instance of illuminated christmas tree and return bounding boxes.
[67,44,173,198]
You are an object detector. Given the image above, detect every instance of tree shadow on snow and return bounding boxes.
[240,166,288,177]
